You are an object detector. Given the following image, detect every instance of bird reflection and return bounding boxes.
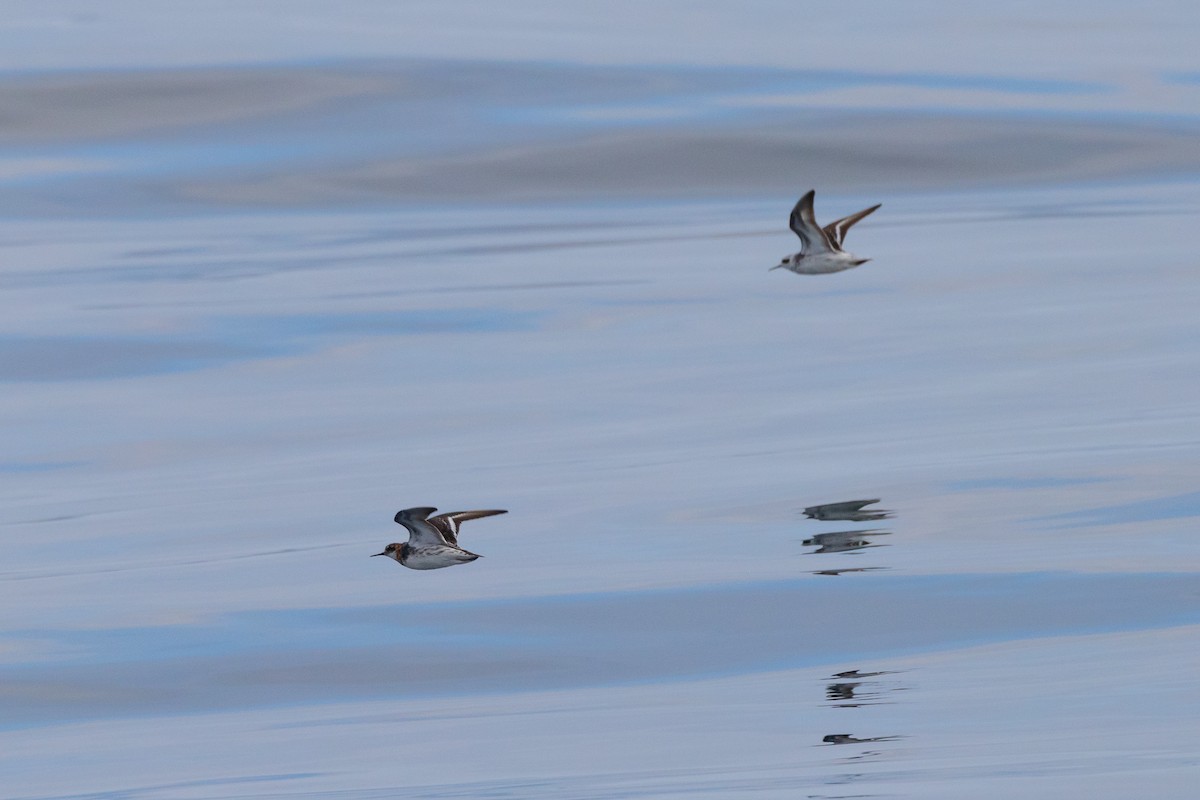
[823,668,906,708]
[826,682,862,703]
[825,681,895,708]
[803,499,892,521]
[821,733,902,745]
[802,529,890,553]
[811,567,888,576]
[831,669,893,679]
[802,498,894,570]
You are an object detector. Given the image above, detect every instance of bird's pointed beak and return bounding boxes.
[371,552,386,557]
[769,264,784,271]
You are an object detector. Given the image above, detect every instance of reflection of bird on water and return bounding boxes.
[826,682,861,702]
[831,669,892,679]
[803,498,892,521]
[373,507,507,570]
[802,529,890,553]
[770,190,881,275]
[824,669,907,707]
[812,567,889,576]
[821,733,902,745]
[825,681,893,707]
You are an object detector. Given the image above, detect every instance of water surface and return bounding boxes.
[3,3,1200,798]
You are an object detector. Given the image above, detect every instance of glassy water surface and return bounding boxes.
[3,3,1200,798]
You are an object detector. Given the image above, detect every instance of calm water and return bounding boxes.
[4,3,1200,798]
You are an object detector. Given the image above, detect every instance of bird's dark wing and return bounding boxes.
[428,509,508,545]
[823,203,881,247]
[789,190,837,254]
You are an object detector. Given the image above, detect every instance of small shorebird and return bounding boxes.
[372,506,507,570]
[771,190,880,275]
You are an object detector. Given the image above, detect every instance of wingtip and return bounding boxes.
[394,506,437,524]
[457,509,508,519]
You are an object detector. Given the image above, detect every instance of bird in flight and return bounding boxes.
[372,506,507,570]
[771,190,881,275]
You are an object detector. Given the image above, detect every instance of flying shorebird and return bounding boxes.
[372,506,507,570]
[771,190,881,275]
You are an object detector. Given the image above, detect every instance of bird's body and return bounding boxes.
[373,506,507,570]
[771,190,880,275]
[378,540,479,570]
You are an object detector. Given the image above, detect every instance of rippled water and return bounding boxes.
[3,3,1200,798]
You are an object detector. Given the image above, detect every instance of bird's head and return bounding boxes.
[770,254,796,271]
[372,543,402,560]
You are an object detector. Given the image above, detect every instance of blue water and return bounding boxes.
[3,2,1200,798]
